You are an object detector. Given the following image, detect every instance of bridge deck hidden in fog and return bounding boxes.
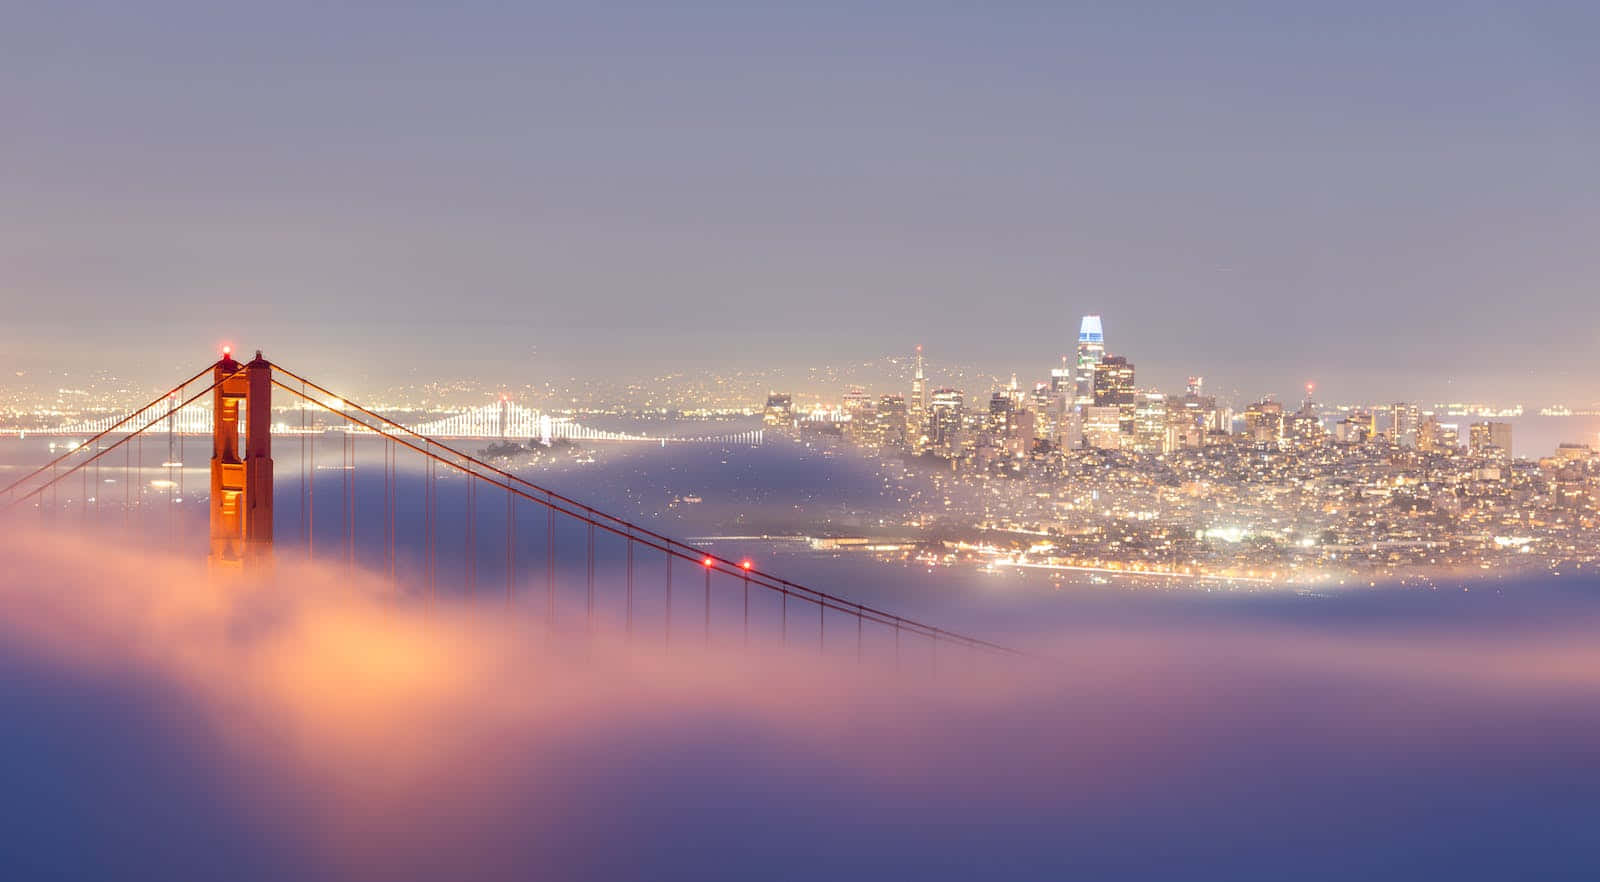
[2,350,1017,667]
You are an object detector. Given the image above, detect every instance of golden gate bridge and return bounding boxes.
[1,350,1018,667]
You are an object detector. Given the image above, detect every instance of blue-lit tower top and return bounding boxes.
[1078,314,1104,344]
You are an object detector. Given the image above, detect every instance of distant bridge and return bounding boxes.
[8,398,763,446]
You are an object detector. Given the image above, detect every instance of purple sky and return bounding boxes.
[2,2,1597,402]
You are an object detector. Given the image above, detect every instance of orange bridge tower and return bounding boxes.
[209,348,274,569]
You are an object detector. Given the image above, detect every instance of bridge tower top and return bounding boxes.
[209,349,273,571]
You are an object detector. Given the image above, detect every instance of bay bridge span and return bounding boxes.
[1,349,1017,667]
[17,395,763,446]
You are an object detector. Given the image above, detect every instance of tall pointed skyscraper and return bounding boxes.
[908,344,928,451]
[1073,315,1104,408]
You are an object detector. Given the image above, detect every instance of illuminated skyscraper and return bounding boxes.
[1132,392,1170,454]
[988,391,1013,434]
[1391,403,1421,448]
[1092,354,1136,431]
[1073,315,1104,408]
[1469,421,1513,459]
[876,394,907,450]
[1242,399,1285,446]
[1048,354,1073,445]
[908,345,928,451]
[1083,406,1122,450]
[930,388,964,456]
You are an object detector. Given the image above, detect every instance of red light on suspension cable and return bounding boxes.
[741,560,753,570]
[702,556,715,567]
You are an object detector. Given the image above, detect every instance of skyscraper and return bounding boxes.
[1242,399,1285,446]
[1049,354,1073,445]
[1092,354,1136,431]
[930,388,965,456]
[1132,392,1170,454]
[1391,403,1421,448]
[908,345,928,452]
[1469,421,1513,459]
[876,394,907,450]
[1073,315,1104,409]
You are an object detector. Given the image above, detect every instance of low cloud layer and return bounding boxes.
[2,527,1598,881]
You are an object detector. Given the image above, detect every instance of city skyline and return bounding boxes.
[5,314,1594,424]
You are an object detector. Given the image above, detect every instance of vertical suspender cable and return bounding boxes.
[506,481,513,604]
[545,492,555,631]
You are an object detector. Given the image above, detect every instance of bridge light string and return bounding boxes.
[264,367,1022,657]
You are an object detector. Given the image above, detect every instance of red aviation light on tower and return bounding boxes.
[741,559,753,570]
[221,345,232,357]
[702,556,715,568]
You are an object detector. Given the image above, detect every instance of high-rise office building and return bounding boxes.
[1438,422,1462,453]
[1242,399,1285,446]
[1469,421,1513,459]
[1006,409,1036,458]
[1048,355,1073,444]
[988,391,1013,434]
[876,394,907,450]
[1073,316,1105,409]
[1083,406,1122,450]
[1391,403,1421,448]
[930,388,964,456]
[1132,392,1170,454]
[1417,414,1440,453]
[1092,355,1136,431]
[1050,357,1073,399]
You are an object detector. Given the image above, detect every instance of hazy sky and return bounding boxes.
[3,2,1597,401]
